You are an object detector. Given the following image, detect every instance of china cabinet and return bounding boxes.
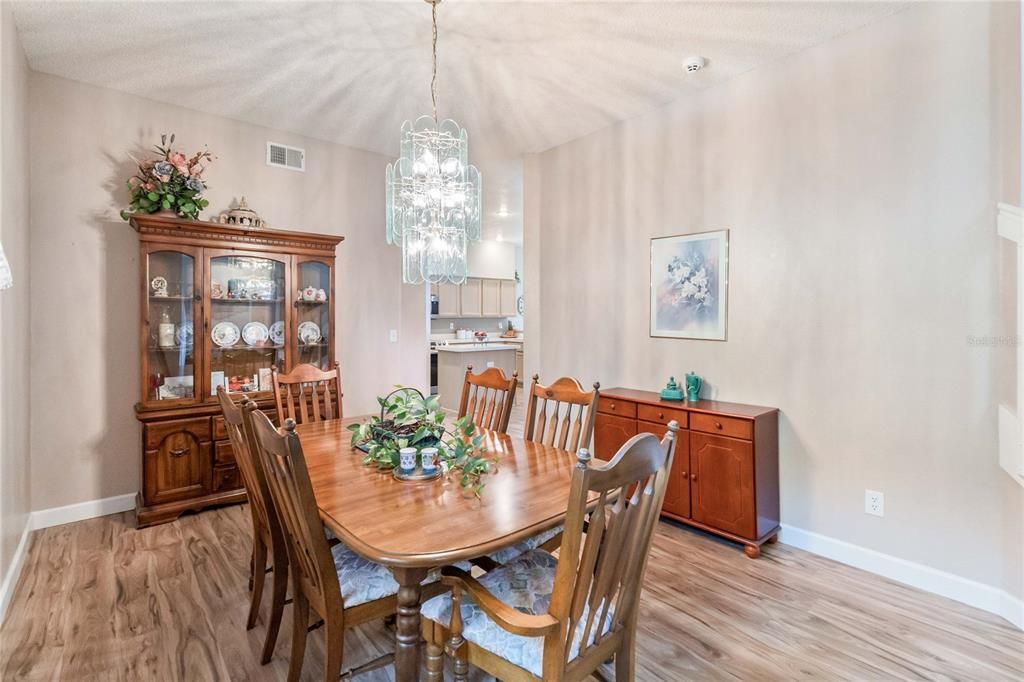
[131,214,343,526]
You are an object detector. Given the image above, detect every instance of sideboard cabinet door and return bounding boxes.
[143,418,211,505]
[690,432,755,539]
[661,427,691,519]
[594,413,637,460]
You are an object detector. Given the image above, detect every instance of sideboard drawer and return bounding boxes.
[598,397,637,419]
[212,465,241,492]
[212,416,227,441]
[214,441,235,466]
[637,404,688,429]
[144,417,211,449]
[691,413,753,440]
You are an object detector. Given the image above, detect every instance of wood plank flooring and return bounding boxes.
[2,398,1021,680]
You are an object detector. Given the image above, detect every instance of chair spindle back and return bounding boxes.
[524,375,600,453]
[272,363,343,425]
[216,388,276,540]
[457,366,519,433]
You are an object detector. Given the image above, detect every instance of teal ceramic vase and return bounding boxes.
[659,376,684,401]
[685,372,702,402]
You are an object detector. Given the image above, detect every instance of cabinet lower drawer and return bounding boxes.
[212,465,241,492]
[690,412,753,440]
[214,440,235,466]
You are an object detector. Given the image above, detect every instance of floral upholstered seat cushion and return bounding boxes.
[420,549,614,678]
[331,543,470,608]
[486,524,563,565]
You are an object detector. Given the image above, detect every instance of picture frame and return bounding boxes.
[650,229,729,341]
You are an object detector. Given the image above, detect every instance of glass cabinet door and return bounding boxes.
[293,258,333,370]
[206,251,290,398]
[144,247,200,404]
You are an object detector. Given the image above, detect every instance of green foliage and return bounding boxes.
[348,386,498,496]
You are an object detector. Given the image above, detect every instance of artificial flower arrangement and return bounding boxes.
[348,387,497,496]
[121,133,213,221]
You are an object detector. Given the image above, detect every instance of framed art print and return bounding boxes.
[650,230,729,340]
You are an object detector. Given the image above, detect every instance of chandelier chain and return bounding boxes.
[431,1,438,121]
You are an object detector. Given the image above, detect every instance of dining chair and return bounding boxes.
[457,365,519,433]
[421,423,679,682]
[216,388,290,665]
[246,408,449,682]
[271,362,343,425]
[483,375,600,566]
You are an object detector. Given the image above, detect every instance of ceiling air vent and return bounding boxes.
[266,142,305,172]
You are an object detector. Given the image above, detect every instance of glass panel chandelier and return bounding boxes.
[385,0,482,285]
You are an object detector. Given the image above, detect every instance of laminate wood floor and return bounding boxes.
[2,397,1021,680]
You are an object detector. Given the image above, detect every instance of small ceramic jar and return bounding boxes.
[315,288,327,302]
[420,448,438,473]
[399,447,418,472]
[303,286,317,302]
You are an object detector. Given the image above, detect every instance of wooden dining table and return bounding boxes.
[296,416,589,681]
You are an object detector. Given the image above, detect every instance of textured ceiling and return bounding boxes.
[12,0,906,158]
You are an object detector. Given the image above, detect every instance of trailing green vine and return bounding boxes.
[347,388,497,496]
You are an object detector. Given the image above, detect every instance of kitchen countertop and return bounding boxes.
[435,344,520,353]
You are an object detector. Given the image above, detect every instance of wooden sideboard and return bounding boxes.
[594,387,779,557]
[131,214,343,527]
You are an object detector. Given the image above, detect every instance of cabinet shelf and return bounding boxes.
[211,297,285,304]
[212,344,285,352]
[149,295,193,302]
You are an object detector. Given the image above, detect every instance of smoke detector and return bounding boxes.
[683,56,707,74]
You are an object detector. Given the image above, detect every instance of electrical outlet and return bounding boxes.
[865,490,884,517]
[486,361,495,368]
[449,322,454,330]
[389,329,398,343]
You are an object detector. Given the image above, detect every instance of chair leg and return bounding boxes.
[424,621,444,681]
[288,591,310,682]
[449,635,468,682]
[322,617,344,682]
[248,534,269,630]
[615,627,636,682]
[261,551,289,664]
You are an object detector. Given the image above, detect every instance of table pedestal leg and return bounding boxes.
[391,567,429,682]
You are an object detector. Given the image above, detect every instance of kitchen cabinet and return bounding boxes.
[500,280,517,316]
[460,278,483,317]
[436,282,460,317]
[481,279,501,316]
[593,387,778,558]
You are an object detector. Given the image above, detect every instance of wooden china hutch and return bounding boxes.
[131,214,343,527]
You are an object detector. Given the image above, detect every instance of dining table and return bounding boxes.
[296,415,591,681]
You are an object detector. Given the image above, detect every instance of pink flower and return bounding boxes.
[169,152,189,176]
[143,181,156,191]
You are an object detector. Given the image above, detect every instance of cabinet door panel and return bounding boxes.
[499,280,517,316]
[144,431,210,505]
[690,432,755,538]
[637,420,691,518]
[460,279,483,317]
[481,279,501,316]
[437,282,460,316]
[594,413,637,460]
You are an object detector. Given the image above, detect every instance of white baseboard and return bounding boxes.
[30,492,136,531]
[0,515,33,625]
[780,525,1024,630]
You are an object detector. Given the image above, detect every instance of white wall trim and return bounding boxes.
[997,202,1024,488]
[30,492,136,531]
[780,524,1023,630]
[0,515,33,624]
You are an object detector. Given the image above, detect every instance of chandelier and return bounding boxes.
[385,0,482,284]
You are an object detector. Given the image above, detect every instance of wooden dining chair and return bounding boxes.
[246,408,448,682]
[457,365,519,433]
[271,363,343,425]
[216,388,290,664]
[421,423,679,682]
[483,375,600,566]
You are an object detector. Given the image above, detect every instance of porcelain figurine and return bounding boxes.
[659,376,684,401]
[315,288,327,302]
[685,371,702,402]
[302,286,317,302]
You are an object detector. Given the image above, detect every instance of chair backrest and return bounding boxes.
[272,363,343,425]
[524,375,600,453]
[544,424,679,677]
[216,388,278,545]
[457,366,519,433]
[247,409,341,615]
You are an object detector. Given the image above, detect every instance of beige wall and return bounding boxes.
[0,2,32,606]
[27,73,427,511]
[526,1,1024,600]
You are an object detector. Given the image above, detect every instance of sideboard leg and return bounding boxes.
[766,533,779,544]
[392,567,429,682]
[744,544,761,559]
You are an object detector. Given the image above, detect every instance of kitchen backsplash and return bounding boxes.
[430,317,514,334]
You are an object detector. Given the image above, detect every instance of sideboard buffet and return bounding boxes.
[593,387,779,557]
[131,214,343,526]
